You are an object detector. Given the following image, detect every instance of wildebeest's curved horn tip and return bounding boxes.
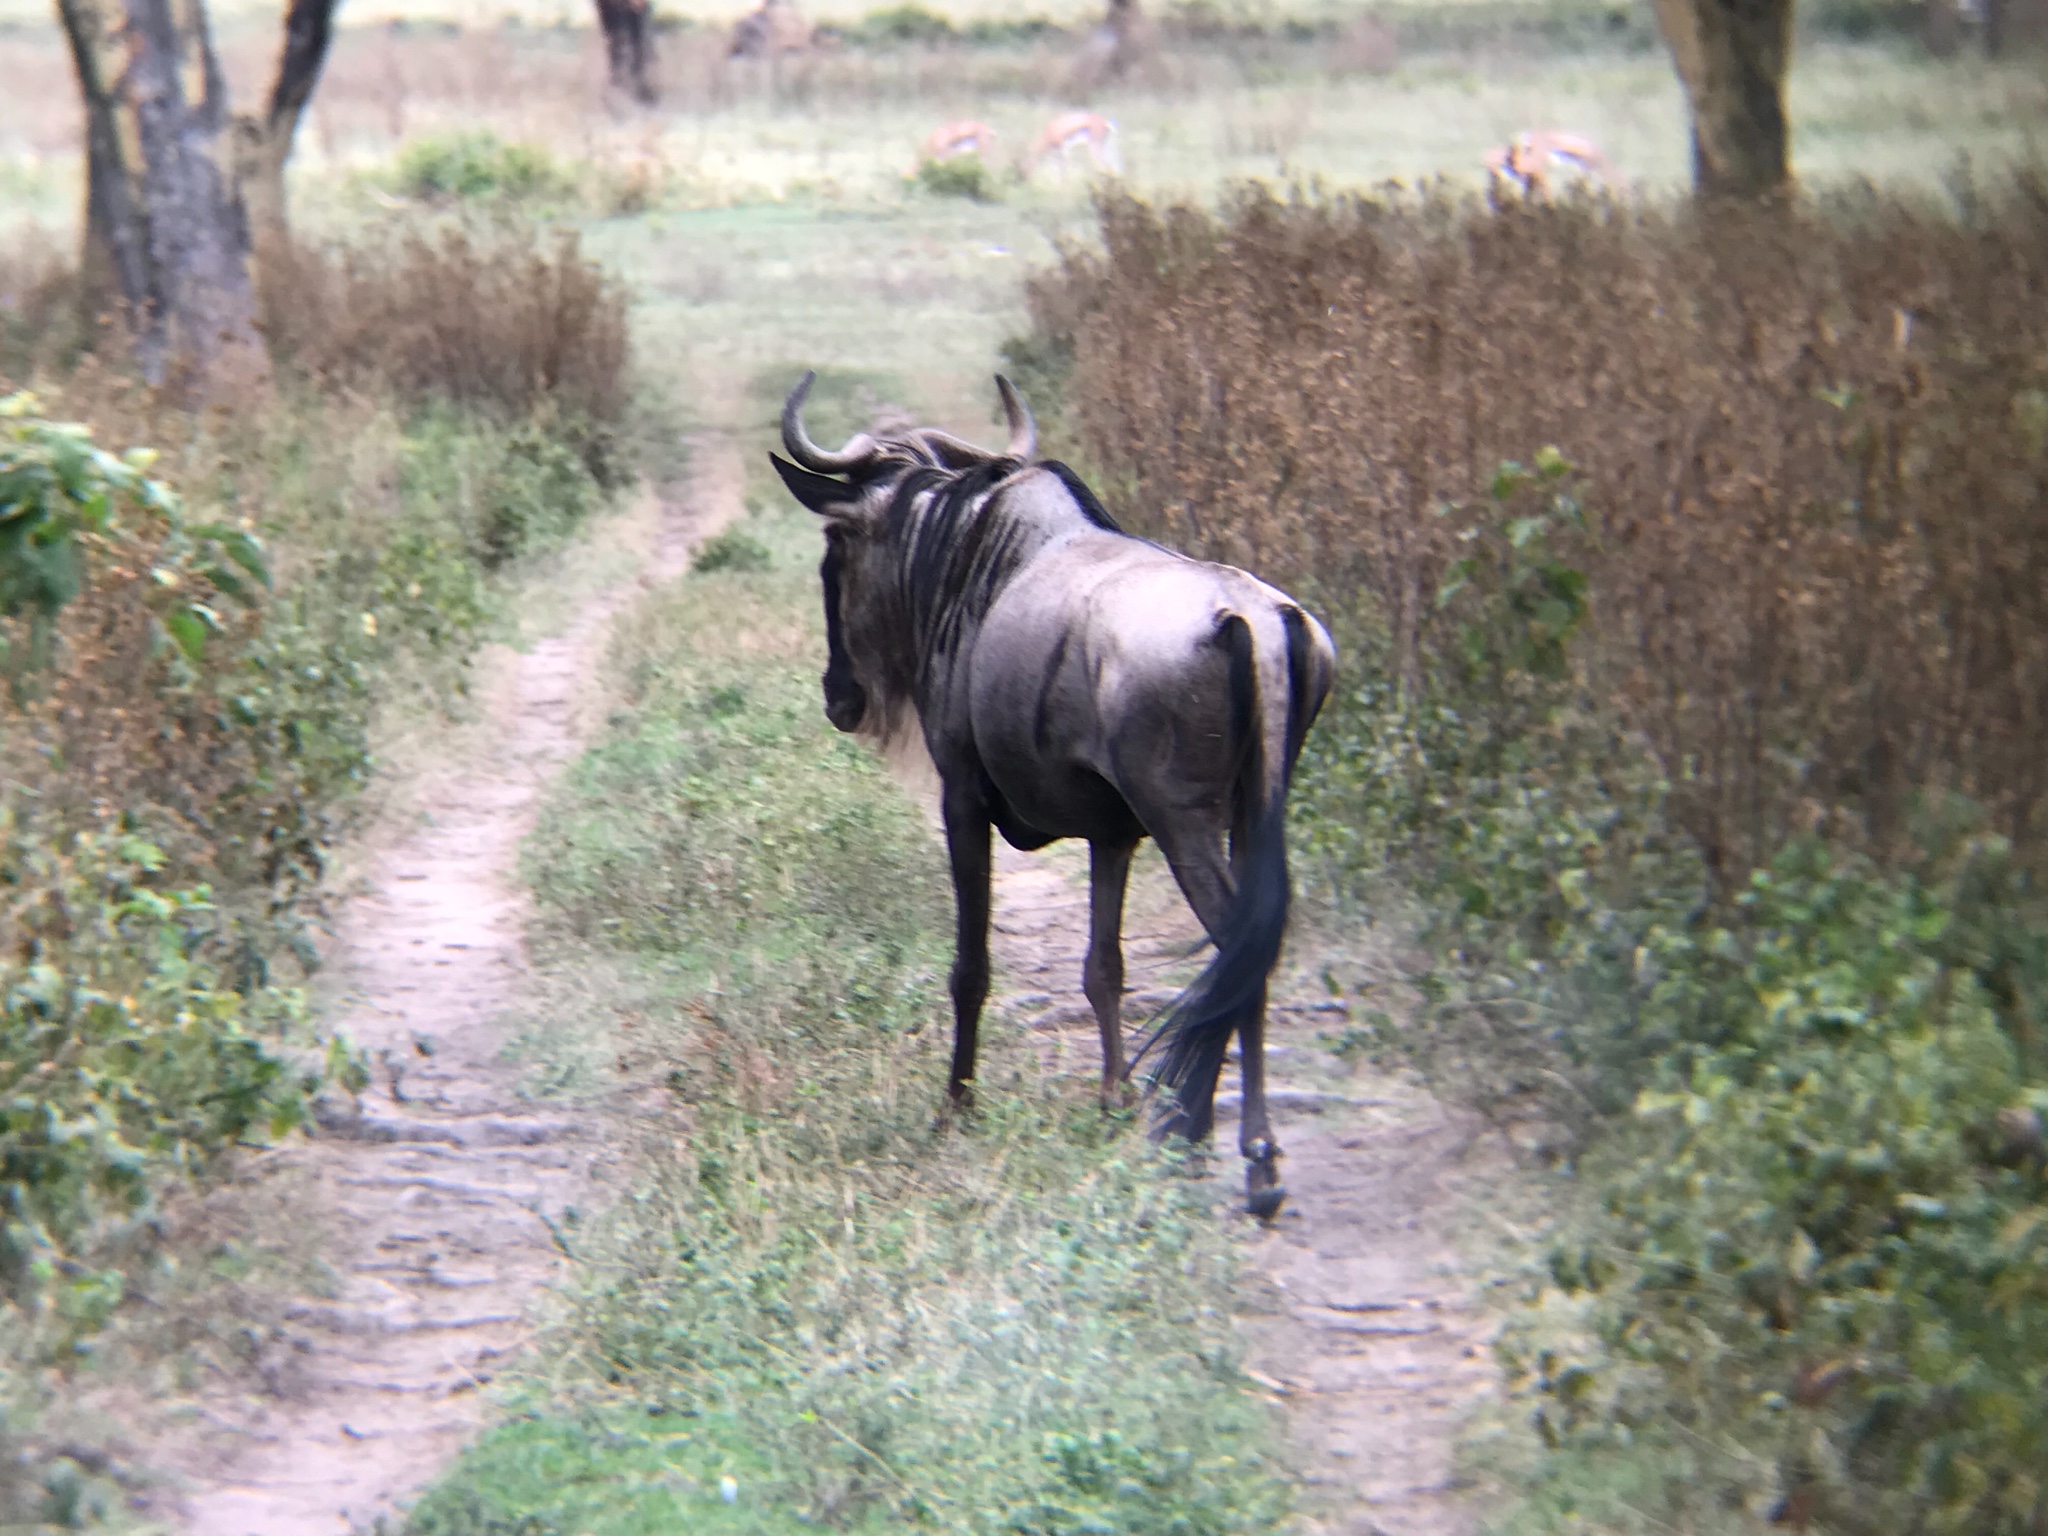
[995,373,1037,462]
[783,369,878,473]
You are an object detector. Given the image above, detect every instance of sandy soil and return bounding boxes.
[171,440,743,1536]
[987,838,1501,1536]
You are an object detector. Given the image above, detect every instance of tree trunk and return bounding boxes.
[56,0,260,386]
[1651,0,1795,198]
[594,0,657,104]
[1985,0,2048,52]
[232,0,342,252]
[1923,0,1962,55]
[1105,0,1144,76]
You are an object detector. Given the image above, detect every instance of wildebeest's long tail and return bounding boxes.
[1150,611,1296,1145]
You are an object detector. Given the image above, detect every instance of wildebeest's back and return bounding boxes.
[969,533,1298,840]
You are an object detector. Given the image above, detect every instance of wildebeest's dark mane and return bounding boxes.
[839,452,1115,724]
[1040,460,1122,534]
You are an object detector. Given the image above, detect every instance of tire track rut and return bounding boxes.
[177,440,742,1536]
[987,839,1499,1536]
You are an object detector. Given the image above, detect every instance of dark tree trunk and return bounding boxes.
[232,0,343,250]
[1923,0,1962,55]
[1985,0,2048,52]
[594,0,657,104]
[1105,0,1143,75]
[56,0,261,386]
[1652,0,1795,198]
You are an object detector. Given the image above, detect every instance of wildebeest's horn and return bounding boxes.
[782,371,880,474]
[996,375,1036,462]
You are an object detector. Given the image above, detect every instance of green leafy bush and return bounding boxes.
[843,1,958,44]
[916,153,999,202]
[690,527,772,574]
[1518,841,2047,1534]
[392,132,573,204]
[479,423,601,569]
[0,821,334,1313]
[0,393,267,692]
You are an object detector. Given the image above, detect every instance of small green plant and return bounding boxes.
[845,1,958,43]
[1433,447,1592,687]
[0,393,267,692]
[479,423,600,569]
[691,528,772,574]
[916,153,999,202]
[391,132,572,204]
[0,823,344,1321]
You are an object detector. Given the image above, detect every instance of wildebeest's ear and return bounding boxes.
[770,452,862,516]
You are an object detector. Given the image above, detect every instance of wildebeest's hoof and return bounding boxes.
[1245,1146,1285,1220]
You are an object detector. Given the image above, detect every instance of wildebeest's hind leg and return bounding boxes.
[1236,994,1283,1218]
[1144,823,1235,1144]
[942,787,993,1110]
[1085,837,1139,1107]
[1151,817,1286,1218]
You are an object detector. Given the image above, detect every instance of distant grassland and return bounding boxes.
[0,0,1612,30]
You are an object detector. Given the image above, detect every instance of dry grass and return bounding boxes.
[258,223,632,425]
[1027,176,2048,883]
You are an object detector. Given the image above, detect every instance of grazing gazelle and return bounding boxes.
[771,373,1336,1218]
[1484,130,1615,196]
[1029,111,1121,177]
[921,119,999,164]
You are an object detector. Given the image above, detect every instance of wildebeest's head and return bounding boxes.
[769,371,1036,737]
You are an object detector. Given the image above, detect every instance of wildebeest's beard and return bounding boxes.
[801,466,929,748]
[817,534,868,733]
[816,460,1028,748]
[774,367,1046,748]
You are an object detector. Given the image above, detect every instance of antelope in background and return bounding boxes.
[1029,111,1120,177]
[921,119,999,164]
[1484,130,1618,196]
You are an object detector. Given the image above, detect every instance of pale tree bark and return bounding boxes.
[593,0,656,104]
[1652,0,1795,198]
[231,0,343,250]
[55,0,339,386]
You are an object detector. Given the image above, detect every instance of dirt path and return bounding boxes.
[988,840,1499,1536]
[175,440,743,1536]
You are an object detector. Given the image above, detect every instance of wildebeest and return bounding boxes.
[771,373,1336,1217]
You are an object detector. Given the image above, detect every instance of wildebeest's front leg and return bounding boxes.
[1085,837,1138,1106]
[942,786,993,1108]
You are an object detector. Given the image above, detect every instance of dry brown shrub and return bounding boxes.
[1030,177,2048,881]
[256,222,630,425]
[0,229,93,377]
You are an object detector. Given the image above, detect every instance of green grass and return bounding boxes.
[409,505,1290,1535]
